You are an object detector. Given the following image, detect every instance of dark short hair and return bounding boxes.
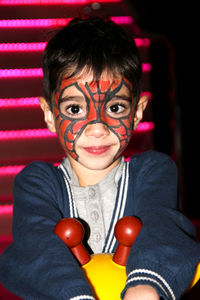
[42,16,142,109]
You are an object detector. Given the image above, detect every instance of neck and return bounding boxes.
[68,158,120,187]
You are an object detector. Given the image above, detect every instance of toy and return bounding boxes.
[54,216,200,299]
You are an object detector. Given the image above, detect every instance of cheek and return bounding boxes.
[56,119,74,151]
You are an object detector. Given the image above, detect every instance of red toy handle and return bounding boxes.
[54,218,91,265]
[113,216,142,266]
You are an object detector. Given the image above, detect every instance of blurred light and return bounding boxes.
[0,165,25,175]
[0,128,56,140]
[134,38,150,47]
[0,0,120,5]
[0,39,150,53]
[136,121,154,132]
[0,97,40,107]
[0,63,150,78]
[0,205,13,215]
[0,16,132,28]
[0,68,43,78]
[140,91,152,100]
[0,42,47,52]
[142,63,152,72]
[0,162,59,176]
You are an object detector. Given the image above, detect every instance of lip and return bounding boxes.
[83,145,111,155]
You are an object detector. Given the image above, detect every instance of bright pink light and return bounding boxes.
[0,16,132,28]
[0,205,13,215]
[0,39,149,53]
[0,0,120,5]
[142,63,152,72]
[140,91,152,100]
[0,165,25,175]
[0,163,59,176]
[0,68,43,78]
[0,42,47,52]
[0,128,56,140]
[134,38,150,47]
[136,121,154,132]
[0,97,40,107]
[0,63,150,79]
[0,18,70,28]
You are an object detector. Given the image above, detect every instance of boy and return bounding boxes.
[0,17,199,300]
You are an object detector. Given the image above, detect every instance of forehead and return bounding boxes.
[59,70,132,100]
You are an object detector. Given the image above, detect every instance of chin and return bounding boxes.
[78,157,117,171]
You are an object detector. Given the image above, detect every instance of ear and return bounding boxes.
[39,97,56,133]
[133,95,149,130]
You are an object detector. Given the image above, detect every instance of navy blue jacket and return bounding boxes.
[0,151,199,299]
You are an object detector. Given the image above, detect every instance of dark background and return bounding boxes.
[125,1,199,218]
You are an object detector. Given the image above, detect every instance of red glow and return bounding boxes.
[0,17,132,28]
[0,128,56,140]
[0,0,120,5]
[0,205,13,215]
[0,68,43,78]
[140,91,152,100]
[134,38,150,47]
[0,39,150,53]
[0,165,25,175]
[0,97,40,107]
[136,121,154,132]
[0,64,150,78]
[0,42,47,52]
[0,163,59,176]
[142,63,151,72]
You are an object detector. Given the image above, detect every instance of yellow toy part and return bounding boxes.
[82,253,126,300]
[189,262,200,289]
[54,217,200,299]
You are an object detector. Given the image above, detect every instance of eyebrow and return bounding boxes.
[59,95,85,104]
[111,94,132,102]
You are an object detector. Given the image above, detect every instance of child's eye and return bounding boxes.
[66,105,83,115]
[108,104,126,114]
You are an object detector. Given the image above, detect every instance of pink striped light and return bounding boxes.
[135,121,154,132]
[0,39,150,53]
[0,68,43,78]
[0,16,132,28]
[0,165,25,175]
[140,91,152,100]
[0,18,70,28]
[0,63,150,79]
[0,205,13,215]
[0,42,47,52]
[0,128,56,140]
[0,97,40,107]
[142,63,151,72]
[0,0,120,5]
[134,38,150,47]
[0,162,59,176]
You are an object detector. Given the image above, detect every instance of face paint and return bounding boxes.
[53,76,134,161]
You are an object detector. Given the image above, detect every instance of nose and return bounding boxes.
[84,122,110,138]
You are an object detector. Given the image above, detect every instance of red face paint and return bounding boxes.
[53,76,134,161]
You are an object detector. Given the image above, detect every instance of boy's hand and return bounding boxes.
[124,285,159,300]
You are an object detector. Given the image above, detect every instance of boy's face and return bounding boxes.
[52,71,134,170]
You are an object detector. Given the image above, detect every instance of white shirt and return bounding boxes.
[62,158,124,253]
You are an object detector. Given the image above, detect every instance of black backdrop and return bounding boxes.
[125,0,199,219]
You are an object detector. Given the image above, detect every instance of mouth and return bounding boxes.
[83,145,111,155]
